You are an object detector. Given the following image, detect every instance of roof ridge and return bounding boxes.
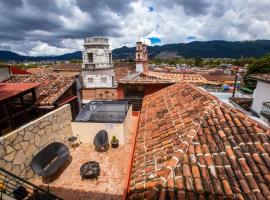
[146,82,269,131]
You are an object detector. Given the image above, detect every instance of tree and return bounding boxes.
[194,57,203,67]
[247,53,270,74]
[70,59,82,63]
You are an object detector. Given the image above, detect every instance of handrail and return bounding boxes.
[0,167,63,200]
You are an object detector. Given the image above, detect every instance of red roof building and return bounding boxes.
[9,66,31,75]
[128,82,270,199]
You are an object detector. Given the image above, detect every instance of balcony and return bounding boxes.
[83,63,95,69]
[260,102,270,121]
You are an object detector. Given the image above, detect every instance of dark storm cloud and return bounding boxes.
[1,0,24,8]
[0,0,131,52]
[0,0,269,55]
[152,0,211,16]
[174,0,211,16]
[76,0,132,16]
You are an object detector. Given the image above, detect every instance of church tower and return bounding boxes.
[135,41,148,73]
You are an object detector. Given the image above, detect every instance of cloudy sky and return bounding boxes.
[0,0,270,56]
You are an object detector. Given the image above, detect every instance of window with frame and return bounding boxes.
[88,77,94,83]
[101,77,107,83]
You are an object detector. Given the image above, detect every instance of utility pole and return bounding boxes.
[232,66,239,98]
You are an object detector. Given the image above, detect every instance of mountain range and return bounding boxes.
[1,40,270,61]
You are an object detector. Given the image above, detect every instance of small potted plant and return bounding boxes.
[111,135,119,148]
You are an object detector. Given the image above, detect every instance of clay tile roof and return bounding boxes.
[5,74,75,106]
[53,63,82,72]
[117,72,177,85]
[250,73,270,83]
[146,71,211,84]
[128,82,270,199]
[202,74,236,82]
[115,63,135,81]
[26,67,54,74]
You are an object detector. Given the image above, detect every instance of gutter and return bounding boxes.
[122,112,141,200]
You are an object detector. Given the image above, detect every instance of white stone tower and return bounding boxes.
[82,37,115,88]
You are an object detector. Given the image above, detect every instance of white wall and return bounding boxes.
[136,63,143,72]
[84,74,113,88]
[71,105,133,145]
[0,67,10,82]
[252,81,270,113]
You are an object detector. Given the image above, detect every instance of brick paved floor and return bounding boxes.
[34,116,139,200]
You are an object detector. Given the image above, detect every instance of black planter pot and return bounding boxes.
[111,140,119,148]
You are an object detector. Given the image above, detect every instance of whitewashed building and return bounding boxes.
[82,37,115,88]
[251,74,270,122]
[0,65,11,82]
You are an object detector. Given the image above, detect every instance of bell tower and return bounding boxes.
[135,41,148,73]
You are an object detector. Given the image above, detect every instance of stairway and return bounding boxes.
[0,167,62,200]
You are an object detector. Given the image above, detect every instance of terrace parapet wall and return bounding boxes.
[0,104,73,180]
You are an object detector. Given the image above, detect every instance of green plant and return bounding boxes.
[111,135,118,142]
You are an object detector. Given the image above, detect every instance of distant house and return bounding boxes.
[0,64,31,82]
[9,66,31,75]
[0,64,11,82]
[250,73,270,121]
[53,63,81,74]
[26,67,53,74]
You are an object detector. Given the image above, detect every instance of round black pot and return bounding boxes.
[111,140,119,148]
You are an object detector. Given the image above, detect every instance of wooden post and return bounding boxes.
[232,67,239,98]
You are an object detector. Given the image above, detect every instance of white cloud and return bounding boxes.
[0,0,270,55]
[29,41,73,56]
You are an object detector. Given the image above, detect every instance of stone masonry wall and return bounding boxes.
[0,104,73,180]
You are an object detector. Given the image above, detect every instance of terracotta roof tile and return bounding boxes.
[146,71,211,84]
[6,74,75,106]
[250,73,270,83]
[128,82,270,199]
[117,72,176,84]
[26,67,53,74]
[114,63,135,81]
[53,63,81,72]
[118,71,212,85]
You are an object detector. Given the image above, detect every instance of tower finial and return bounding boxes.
[139,35,140,42]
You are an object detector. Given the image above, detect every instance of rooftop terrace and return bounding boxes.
[34,115,139,200]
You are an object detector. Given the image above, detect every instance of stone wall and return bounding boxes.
[0,104,73,180]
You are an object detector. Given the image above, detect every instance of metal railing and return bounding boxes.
[0,167,62,200]
[261,102,270,121]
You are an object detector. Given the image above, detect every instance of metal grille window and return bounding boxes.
[88,77,94,83]
[101,77,107,83]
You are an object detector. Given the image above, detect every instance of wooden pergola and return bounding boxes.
[0,83,40,136]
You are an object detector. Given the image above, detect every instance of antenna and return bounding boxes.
[138,35,140,42]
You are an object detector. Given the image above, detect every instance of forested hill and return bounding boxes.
[1,40,270,61]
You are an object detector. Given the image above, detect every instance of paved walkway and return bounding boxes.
[34,116,139,200]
